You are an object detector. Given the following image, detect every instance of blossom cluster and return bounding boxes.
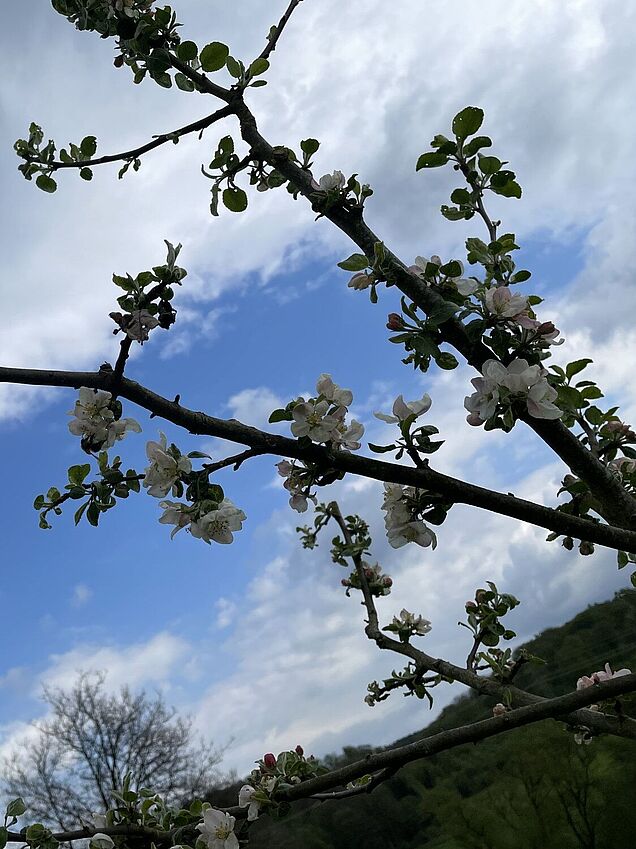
[382,483,437,549]
[159,498,246,544]
[576,662,631,692]
[383,608,432,641]
[290,374,364,448]
[464,358,562,426]
[68,387,141,452]
[483,286,562,347]
[409,254,478,297]
[342,561,392,597]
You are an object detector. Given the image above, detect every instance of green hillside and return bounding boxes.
[209,589,636,848]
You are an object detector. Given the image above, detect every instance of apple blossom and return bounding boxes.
[189,499,247,544]
[143,433,192,498]
[410,255,442,278]
[316,373,353,407]
[382,483,437,549]
[158,500,194,538]
[576,662,631,691]
[348,272,374,290]
[484,286,529,319]
[124,309,160,342]
[526,378,562,420]
[317,170,345,192]
[238,784,261,821]
[68,387,141,450]
[291,399,342,442]
[196,809,239,849]
[89,836,115,849]
[492,703,507,717]
[464,359,562,425]
[374,393,432,424]
[392,609,432,636]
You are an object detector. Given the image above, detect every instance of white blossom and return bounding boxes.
[92,814,108,830]
[90,836,114,849]
[381,484,436,549]
[317,171,345,192]
[190,499,247,545]
[484,286,529,318]
[238,785,261,822]
[291,399,341,442]
[464,359,562,425]
[316,374,353,407]
[374,393,432,424]
[576,662,631,691]
[492,703,507,717]
[392,609,432,635]
[68,387,141,449]
[125,309,160,342]
[196,809,239,849]
[410,255,442,278]
[333,419,365,451]
[143,433,192,497]
[158,500,193,538]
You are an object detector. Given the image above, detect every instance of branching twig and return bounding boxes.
[258,0,305,62]
[2,365,635,553]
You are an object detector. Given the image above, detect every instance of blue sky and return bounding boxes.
[1,0,636,777]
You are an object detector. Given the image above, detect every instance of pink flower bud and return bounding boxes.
[295,745,304,757]
[465,600,477,610]
[386,313,404,331]
[263,753,276,769]
[492,703,507,717]
[537,321,556,335]
[382,576,393,587]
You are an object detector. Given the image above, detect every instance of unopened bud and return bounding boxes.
[465,600,477,610]
[492,703,507,717]
[562,536,574,550]
[579,541,595,556]
[263,753,276,769]
[382,576,393,587]
[537,321,556,335]
[386,313,404,331]
[295,745,304,757]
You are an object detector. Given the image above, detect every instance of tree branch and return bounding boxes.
[231,98,636,530]
[2,365,636,553]
[258,0,305,62]
[42,106,234,173]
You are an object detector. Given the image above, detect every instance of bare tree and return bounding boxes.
[2,672,225,830]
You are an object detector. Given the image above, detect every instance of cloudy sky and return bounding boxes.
[1,0,635,782]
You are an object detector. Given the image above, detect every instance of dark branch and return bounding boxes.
[44,106,234,173]
[2,365,636,553]
[258,0,305,62]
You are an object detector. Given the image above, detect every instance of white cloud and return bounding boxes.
[70,583,92,608]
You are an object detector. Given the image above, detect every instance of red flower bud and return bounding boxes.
[295,745,304,757]
[386,313,404,331]
[382,576,393,587]
[537,321,556,335]
[465,600,477,610]
[263,752,277,769]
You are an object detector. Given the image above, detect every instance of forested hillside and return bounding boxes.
[208,590,636,848]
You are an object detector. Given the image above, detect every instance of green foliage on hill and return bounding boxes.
[209,590,636,848]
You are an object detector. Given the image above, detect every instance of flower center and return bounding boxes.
[214,826,230,839]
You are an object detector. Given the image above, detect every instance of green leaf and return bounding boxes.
[226,55,243,78]
[86,503,100,527]
[618,551,629,569]
[368,443,397,454]
[434,352,459,370]
[452,106,484,141]
[416,152,448,170]
[248,57,269,78]
[0,826,7,849]
[450,188,471,205]
[68,464,91,486]
[426,300,458,325]
[337,253,368,272]
[300,138,320,157]
[36,174,57,193]
[79,167,93,181]
[175,72,195,92]
[511,270,532,283]
[200,42,229,72]
[176,40,198,61]
[6,798,26,818]
[462,135,492,157]
[80,135,97,157]
[268,409,293,423]
[33,495,45,510]
[490,180,522,199]
[222,187,248,212]
[566,358,593,379]
[478,155,501,175]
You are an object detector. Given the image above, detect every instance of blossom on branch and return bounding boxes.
[316,170,345,192]
[196,808,239,849]
[143,433,192,497]
[68,387,141,451]
[316,373,353,407]
[382,483,437,549]
[576,662,631,691]
[464,358,562,426]
[374,393,432,424]
[190,499,247,545]
[238,784,261,821]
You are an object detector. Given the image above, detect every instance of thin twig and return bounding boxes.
[258,0,305,62]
